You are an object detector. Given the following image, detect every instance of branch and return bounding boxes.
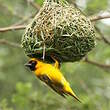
[0,25,26,32]
[0,39,21,48]
[90,15,110,22]
[84,57,110,69]
[0,13,110,33]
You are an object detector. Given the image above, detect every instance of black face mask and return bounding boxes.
[25,60,37,71]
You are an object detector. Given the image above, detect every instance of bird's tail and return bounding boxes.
[68,91,81,103]
[65,86,81,103]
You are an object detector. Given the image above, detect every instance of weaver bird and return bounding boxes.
[25,57,81,102]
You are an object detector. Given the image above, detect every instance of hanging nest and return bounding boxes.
[21,0,96,63]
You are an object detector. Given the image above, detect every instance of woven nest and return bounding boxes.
[21,0,96,63]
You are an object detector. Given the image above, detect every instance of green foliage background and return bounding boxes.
[0,0,110,110]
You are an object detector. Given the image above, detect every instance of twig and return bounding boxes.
[95,26,110,45]
[0,39,21,48]
[0,25,26,32]
[90,15,110,22]
[84,57,110,69]
[0,3,25,20]
[12,12,37,26]
[28,0,41,10]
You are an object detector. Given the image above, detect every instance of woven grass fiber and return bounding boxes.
[21,0,96,62]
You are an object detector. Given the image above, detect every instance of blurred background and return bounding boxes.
[0,0,110,110]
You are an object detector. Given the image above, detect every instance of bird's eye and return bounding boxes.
[31,61,37,66]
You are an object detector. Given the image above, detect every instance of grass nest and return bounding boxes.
[21,0,96,63]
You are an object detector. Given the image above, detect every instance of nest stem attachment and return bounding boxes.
[45,0,59,2]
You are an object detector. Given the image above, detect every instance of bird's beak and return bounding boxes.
[25,63,32,68]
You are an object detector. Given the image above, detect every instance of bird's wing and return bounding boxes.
[38,74,66,98]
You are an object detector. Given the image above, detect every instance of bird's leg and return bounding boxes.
[51,55,61,69]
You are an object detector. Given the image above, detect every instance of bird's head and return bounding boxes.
[25,58,41,71]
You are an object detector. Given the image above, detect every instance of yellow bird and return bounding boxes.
[25,57,81,102]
